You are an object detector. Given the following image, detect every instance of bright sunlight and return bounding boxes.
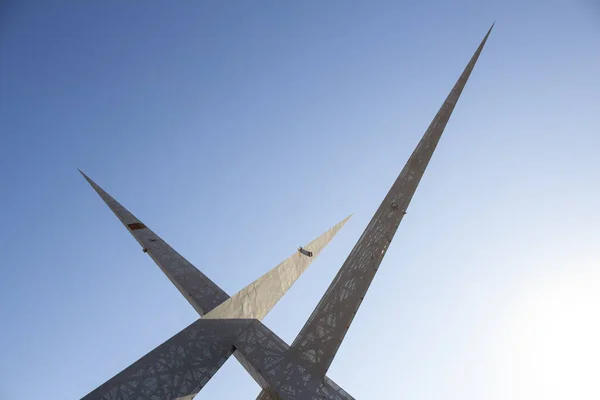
[506,274,600,400]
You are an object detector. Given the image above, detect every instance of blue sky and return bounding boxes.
[1,1,599,399]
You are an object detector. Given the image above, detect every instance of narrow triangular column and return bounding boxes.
[204,215,351,320]
[79,170,230,315]
[287,24,494,377]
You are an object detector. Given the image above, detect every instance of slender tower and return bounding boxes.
[289,23,494,376]
[248,24,494,399]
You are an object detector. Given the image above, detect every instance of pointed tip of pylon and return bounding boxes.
[78,169,99,190]
[487,21,495,36]
[474,21,495,52]
[338,213,353,227]
[78,168,91,181]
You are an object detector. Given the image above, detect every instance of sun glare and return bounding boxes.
[507,275,600,400]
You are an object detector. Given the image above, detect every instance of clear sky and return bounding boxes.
[1,1,599,399]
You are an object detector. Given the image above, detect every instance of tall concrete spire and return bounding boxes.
[79,169,229,315]
[204,214,352,320]
[286,23,494,377]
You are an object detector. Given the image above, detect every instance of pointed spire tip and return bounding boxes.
[78,169,97,188]
[487,21,495,36]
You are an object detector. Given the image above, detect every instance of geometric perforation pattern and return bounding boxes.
[82,319,254,400]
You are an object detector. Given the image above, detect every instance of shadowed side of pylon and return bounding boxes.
[79,170,229,315]
[81,319,254,400]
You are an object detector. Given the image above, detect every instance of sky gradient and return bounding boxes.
[1,1,599,399]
